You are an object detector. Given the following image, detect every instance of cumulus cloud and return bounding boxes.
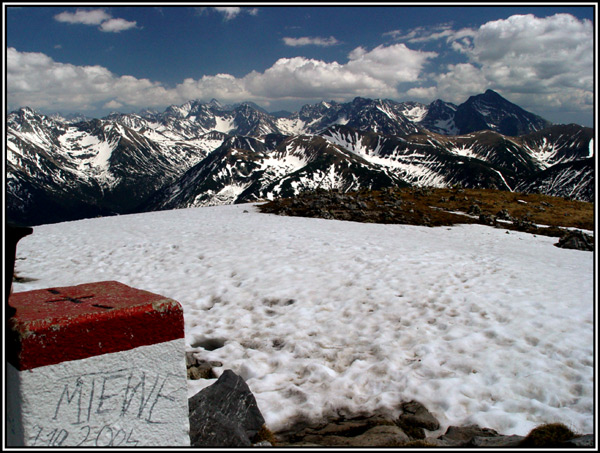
[466,14,591,89]
[54,8,137,32]
[7,43,435,114]
[7,12,592,125]
[6,48,177,112]
[54,9,111,25]
[283,36,340,47]
[396,14,592,119]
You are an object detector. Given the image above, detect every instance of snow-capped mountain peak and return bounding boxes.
[6,91,593,226]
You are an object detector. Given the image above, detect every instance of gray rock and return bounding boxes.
[186,352,222,380]
[559,434,595,448]
[438,425,499,446]
[479,213,497,225]
[469,434,525,447]
[188,369,266,447]
[302,424,410,447]
[191,411,252,447]
[351,425,411,446]
[398,400,440,431]
[468,204,481,215]
[420,436,462,447]
[187,365,215,380]
[496,208,512,220]
[555,230,594,251]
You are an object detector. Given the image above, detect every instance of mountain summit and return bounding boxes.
[454,89,552,136]
[7,91,593,225]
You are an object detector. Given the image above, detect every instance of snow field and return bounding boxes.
[11,203,594,436]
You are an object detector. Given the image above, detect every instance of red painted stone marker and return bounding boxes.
[7,281,190,446]
[8,280,184,371]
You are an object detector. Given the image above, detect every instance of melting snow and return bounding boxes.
[12,204,594,436]
[402,105,428,123]
[213,115,236,134]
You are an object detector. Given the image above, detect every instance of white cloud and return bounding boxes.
[435,14,593,117]
[7,43,435,114]
[384,13,592,122]
[54,9,111,25]
[385,23,457,44]
[431,63,489,104]
[103,99,123,110]
[99,18,138,33]
[194,6,258,21]
[54,8,137,33]
[283,36,339,47]
[6,48,177,113]
[214,7,241,20]
[7,11,593,126]
[200,7,259,21]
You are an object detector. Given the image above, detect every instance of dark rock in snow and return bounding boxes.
[559,434,595,448]
[469,434,526,447]
[554,230,594,251]
[397,400,440,431]
[188,369,266,447]
[437,424,499,446]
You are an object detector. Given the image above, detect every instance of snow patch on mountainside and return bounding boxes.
[276,117,307,135]
[401,104,428,123]
[448,144,478,160]
[213,115,236,134]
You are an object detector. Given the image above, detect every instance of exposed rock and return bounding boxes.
[397,400,440,431]
[188,369,266,447]
[186,351,222,380]
[437,425,499,446]
[496,208,512,220]
[469,434,525,447]
[554,230,594,251]
[185,353,594,448]
[276,415,410,447]
[303,424,410,447]
[479,213,497,225]
[468,203,481,215]
[559,434,595,448]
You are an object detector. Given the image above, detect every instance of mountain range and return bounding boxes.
[6,90,594,226]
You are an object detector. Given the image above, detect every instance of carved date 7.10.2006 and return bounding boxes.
[29,424,139,447]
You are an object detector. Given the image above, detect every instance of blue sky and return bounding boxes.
[5,4,595,126]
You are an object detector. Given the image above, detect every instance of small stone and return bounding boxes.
[468,204,481,215]
[559,434,595,448]
[398,400,440,431]
[349,425,410,447]
[469,434,525,447]
[187,364,215,380]
[496,208,511,220]
[438,425,499,446]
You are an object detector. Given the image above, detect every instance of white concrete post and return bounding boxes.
[6,281,190,447]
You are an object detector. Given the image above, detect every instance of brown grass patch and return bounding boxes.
[258,187,594,238]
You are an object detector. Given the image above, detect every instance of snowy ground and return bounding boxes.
[11,203,595,437]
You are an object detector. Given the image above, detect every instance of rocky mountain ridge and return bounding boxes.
[6,91,594,226]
